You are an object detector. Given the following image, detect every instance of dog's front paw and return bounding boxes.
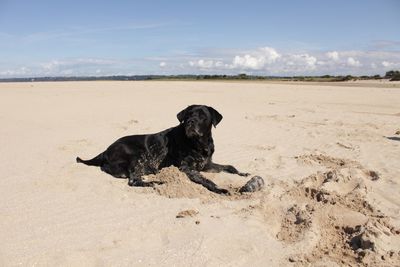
[128,178,136,187]
[216,188,231,195]
[238,172,251,177]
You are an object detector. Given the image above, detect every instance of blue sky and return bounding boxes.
[0,0,399,77]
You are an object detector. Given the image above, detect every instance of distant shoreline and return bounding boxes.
[0,75,400,88]
[0,74,396,83]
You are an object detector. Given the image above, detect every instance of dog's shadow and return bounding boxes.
[386,136,400,141]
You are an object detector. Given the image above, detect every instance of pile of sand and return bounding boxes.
[135,154,400,265]
[144,167,217,199]
[240,153,400,266]
[143,166,257,201]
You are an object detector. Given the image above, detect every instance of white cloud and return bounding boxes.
[230,47,281,70]
[0,57,128,78]
[381,61,400,68]
[41,60,61,71]
[198,59,214,68]
[281,53,319,74]
[326,51,339,61]
[347,57,361,67]
[183,47,400,75]
[187,49,320,75]
[60,69,73,75]
[232,54,264,70]
[40,58,117,73]
[289,54,317,69]
[215,61,224,67]
[2,46,400,78]
[188,59,218,69]
[39,58,119,76]
[0,67,31,77]
[259,47,281,62]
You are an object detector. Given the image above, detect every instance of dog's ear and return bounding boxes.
[207,106,223,127]
[177,105,193,123]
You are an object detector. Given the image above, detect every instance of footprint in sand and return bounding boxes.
[295,153,381,182]
[281,163,399,265]
[248,155,283,171]
[176,209,199,218]
[277,204,313,243]
[300,108,316,113]
[244,114,278,121]
[254,144,276,151]
[116,119,139,131]
[336,142,358,150]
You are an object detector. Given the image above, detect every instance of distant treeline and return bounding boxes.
[1,70,399,83]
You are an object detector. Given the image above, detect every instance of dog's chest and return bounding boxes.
[178,146,212,171]
[163,127,215,171]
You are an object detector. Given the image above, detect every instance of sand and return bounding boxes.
[0,80,399,266]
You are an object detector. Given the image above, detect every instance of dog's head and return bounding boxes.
[177,105,223,138]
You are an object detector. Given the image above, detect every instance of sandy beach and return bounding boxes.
[0,80,399,266]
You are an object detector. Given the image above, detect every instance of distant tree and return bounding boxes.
[385,70,400,79]
[343,75,354,81]
[390,73,400,81]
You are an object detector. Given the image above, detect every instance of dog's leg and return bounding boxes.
[128,177,157,187]
[204,162,250,177]
[127,163,160,187]
[101,163,130,178]
[128,173,162,187]
[203,162,264,193]
[179,166,230,195]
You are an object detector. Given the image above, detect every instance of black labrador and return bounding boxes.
[76,105,264,194]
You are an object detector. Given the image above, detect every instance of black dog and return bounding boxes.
[77,105,263,194]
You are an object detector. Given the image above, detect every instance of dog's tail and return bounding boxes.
[76,152,104,166]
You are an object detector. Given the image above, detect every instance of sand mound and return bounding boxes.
[288,155,399,265]
[239,153,400,266]
[148,155,399,265]
[142,166,262,200]
[133,154,399,266]
[296,154,381,182]
[144,167,217,199]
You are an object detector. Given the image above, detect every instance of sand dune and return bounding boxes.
[0,80,399,266]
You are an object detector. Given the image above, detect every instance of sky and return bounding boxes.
[0,0,399,77]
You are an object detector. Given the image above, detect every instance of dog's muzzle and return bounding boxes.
[185,121,202,137]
